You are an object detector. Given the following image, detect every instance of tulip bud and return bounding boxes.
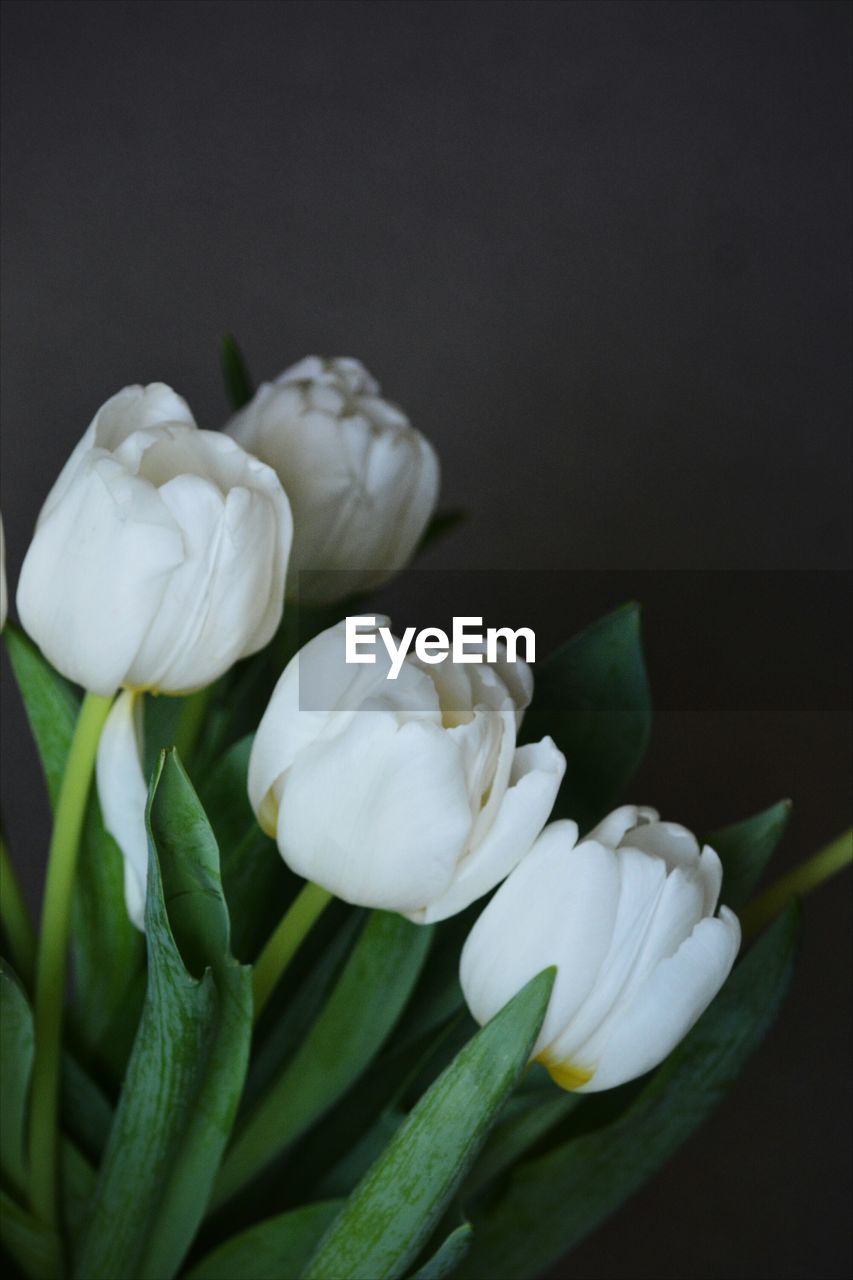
[248,619,565,921]
[17,383,292,696]
[460,808,741,1092]
[225,357,439,604]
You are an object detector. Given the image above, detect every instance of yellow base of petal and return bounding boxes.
[537,1053,594,1091]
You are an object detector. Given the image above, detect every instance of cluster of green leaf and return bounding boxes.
[0,582,800,1280]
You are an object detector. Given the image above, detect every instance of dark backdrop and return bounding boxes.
[1,3,850,1278]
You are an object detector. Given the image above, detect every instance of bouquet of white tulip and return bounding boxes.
[1,338,849,1280]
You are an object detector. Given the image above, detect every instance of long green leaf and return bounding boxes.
[60,1140,97,1244]
[455,906,801,1280]
[411,1224,473,1279]
[243,908,363,1113]
[4,621,79,805]
[185,1201,344,1280]
[521,604,651,832]
[706,799,792,910]
[60,1052,113,1161]
[461,1070,578,1199]
[197,736,290,962]
[214,912,432,1209]
[310,1015,473,1200]
[0,963,34,1196]
[302,968,555,1280]
[4,621,143,1061]
[70,799,145,1066]
[73,751,252,1280]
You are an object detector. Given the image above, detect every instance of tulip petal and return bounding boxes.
[226,359,439,604]
[698,843,724,916]
[17,454,183,695]
[41,383,195,523]
[574,907,741,1091]
[276,713,473,913]
[123,430,291,691]
[460,828,620,1055]
[96,690,148,930]
[247,621,440,831]
[621,820,701,868]
[584,805,659,848]
[544,846,669,1064]
[412,736,566,924]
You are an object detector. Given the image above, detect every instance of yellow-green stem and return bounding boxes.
[252,881,333,1022]
[28,691,113,1228]
[0,832,36,988]
[741,828,852,940]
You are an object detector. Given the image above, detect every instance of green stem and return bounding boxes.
[28,691,113,1228]
[741,828,852,940]
[252,881,333,1022]
[0,833,36,988]
[173,686,213,767]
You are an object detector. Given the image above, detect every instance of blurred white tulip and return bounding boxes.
[17,383,292,696]
[248,618,565,920]
[460,807,741,1091]
[225,357,439,604]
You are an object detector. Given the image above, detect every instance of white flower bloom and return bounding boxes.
[460,807,741,1092]
[248,619,565,921]
[17,383,292,696]
[226,357,439,604]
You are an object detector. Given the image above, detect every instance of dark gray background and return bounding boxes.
[1,3,850,1278]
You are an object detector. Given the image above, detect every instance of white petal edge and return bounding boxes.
[573,907,741,1092]
[96,690,149,930]
[409,736,566,923]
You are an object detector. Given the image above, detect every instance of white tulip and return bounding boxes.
[225,357,439,604]
[17,383,293,696]
[248,619,565,921]
[460,807,741,1092]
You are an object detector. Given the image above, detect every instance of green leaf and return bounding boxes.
[706,799,792,911]
[185,1201,344,1280]
[4,621,79,806]
[243,908,363,1112]
[462,1070,578,1199]
[4,620,143,1064]
[196,736,256,855]
[310,1015,473,1200]
[0,1189,62,1280]
[221,334,254,411]
[73,751,252,1280]
[60,1051,113,1162]
[521,604,651,833]
[411,1224,473,1279]
[214,912,432,1210]
[60,1140,97,1244]
[70,798,145,1069]
[197,737,291,962]
[455,906,801,1280]
[302,968,555,1280]
[416,509,467,557]
[142,692,187,779]
[0,963,34,1196]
